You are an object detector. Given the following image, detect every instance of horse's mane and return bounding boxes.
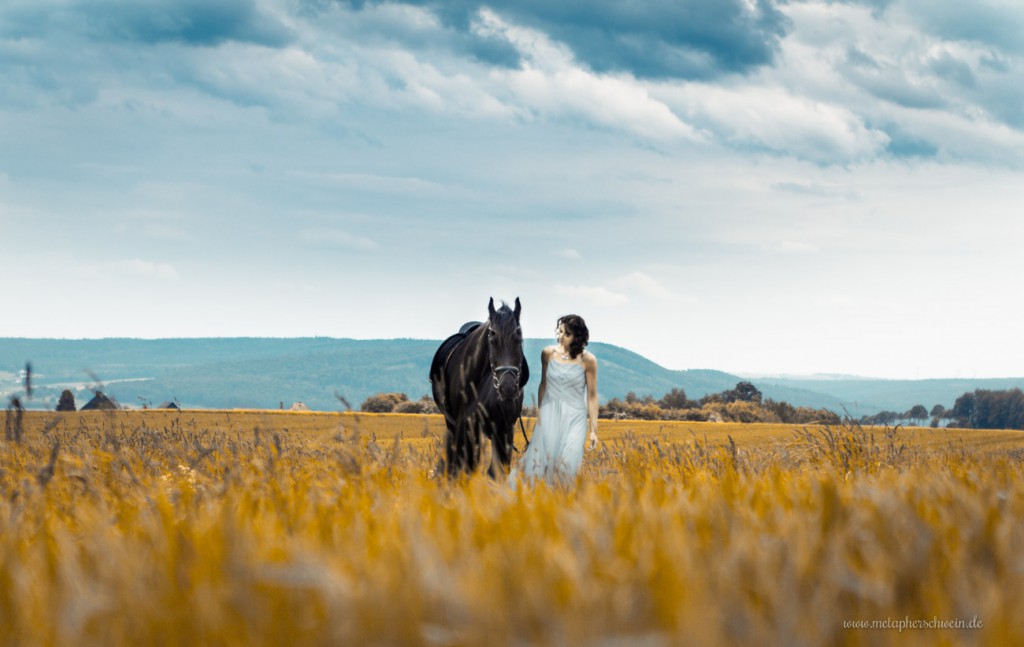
[488,302,520,332]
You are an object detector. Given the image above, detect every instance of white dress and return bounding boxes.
[511,359,588,487]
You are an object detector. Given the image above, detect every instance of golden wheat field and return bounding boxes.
[3,410,1024,646]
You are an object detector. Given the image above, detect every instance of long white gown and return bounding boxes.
[511,359,588,487]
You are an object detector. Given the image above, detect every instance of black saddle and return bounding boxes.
[429,322,482,385]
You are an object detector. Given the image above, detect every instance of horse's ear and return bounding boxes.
[513,297,521,321]
[488,297,496,319]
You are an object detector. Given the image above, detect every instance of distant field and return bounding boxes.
[18,408,1024,451]
[3,410,1024,645]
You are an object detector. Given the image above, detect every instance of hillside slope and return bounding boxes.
[3,338,1021,415]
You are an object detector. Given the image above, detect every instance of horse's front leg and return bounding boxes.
[487,426,513,481]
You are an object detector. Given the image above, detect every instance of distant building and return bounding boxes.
[289,402,310,411]
[157,401,180,410]
[81,392,120,411]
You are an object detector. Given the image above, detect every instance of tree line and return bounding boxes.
[359,381,842,425]
[858,388,1024,430]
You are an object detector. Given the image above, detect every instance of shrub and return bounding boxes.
[360,393,409,413]
[56,390,76,412]
[394,396,441,415]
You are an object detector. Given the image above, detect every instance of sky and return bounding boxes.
[2,0,1023,380]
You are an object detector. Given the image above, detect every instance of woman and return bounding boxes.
[511,314,599,487]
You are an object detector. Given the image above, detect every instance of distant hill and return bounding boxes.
[2,337,1022,416]
[750,376,1024,415]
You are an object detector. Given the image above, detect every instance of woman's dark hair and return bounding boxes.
[557,314,589,359]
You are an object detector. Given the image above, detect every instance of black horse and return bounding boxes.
[430,297,529,479]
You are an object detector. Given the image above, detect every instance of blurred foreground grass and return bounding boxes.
[2,410,1023,646]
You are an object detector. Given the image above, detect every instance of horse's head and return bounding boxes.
[486,297,524,403]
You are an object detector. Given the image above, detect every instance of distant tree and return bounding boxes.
[817,409,842,425]
[360,392,408,413]
[720,401,772,423]
[700,382,762,406]
[949,392,976,428]
[764,398,797,423]
[861,410,899,426]
[971,389,1024,430]
[946,389,1024,430]
[658,387,690,410]
[732,381,763,404]
[56,389,76,412]
[930,404,946,418]
[907,404,928,424]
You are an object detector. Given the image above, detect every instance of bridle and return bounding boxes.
[482,320,531,450]
[486,323,523,403]
[490,356,530,452]
[491,364,521,401]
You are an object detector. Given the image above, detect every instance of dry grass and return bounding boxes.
[2,410,1023,646]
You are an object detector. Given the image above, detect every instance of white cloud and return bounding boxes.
[554,248,582,260]
[475,9,699,142]
[656,81,889,163]
[611,271,676,301]
[553,284,629,307]
[771,0,1024,164]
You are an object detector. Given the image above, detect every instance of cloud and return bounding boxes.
[772,181,860,199]
[611,271,676,300]
[905,0,1024,55]
[358,0,791,80]
[553,284,630,307]
[767,0,1024,163]
[553,272,677,307]
[478,10,699,141]
[1,0,292,46]
[657,82,889,163]
[3,0,1024,172]
[298,228,378,252]
[82,0,293,47]
[554,248,582,260]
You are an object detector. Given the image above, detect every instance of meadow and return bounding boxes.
[2,409,1024,646]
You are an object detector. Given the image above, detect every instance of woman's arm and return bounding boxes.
[584,352,599,450]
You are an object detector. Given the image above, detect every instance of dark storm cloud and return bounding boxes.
[86,0,294,47]
[1,0,293,47]
[323,0,791,79]
[810,0,896,15]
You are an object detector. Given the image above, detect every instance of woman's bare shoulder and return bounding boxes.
[582,350,598,366]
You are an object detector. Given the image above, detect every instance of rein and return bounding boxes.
[516,414,530,452]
